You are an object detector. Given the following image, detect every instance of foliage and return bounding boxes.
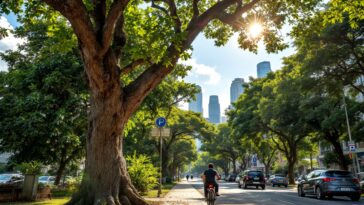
[323,152,351,168]
[126,153,159,193]
[0,18,87,184]
[18,161,43,175]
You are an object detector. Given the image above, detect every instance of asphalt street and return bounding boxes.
[189,180,364,205]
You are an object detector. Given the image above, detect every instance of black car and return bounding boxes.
[297,170,361,201]
[238,170,265,189]
[226,174,237,182]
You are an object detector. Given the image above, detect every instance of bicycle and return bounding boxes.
[206,183,216,205]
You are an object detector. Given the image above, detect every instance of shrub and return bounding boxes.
[126,153,159,193]
[17,161,43,175]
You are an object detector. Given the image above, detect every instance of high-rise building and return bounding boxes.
[208,95,221,124]
[230,78,244,104]
[188,85,203,114]
[257,61,272,78]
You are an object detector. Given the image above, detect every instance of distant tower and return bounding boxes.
[188,85,203,114]
[257,61,272,78]
[208,95,221,124]
[230,78,244,104]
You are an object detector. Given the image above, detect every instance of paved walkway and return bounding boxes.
[146,180,205,205]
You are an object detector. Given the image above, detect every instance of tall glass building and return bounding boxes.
[188,85,203,114]
[257,61,272,78]
[230,78,244,104]
[208,95,221,124]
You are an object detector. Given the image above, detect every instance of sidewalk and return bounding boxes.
[146,180,205,205]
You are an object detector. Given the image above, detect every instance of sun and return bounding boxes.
[248,23,263,39]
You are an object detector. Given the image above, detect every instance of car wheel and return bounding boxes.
[262,185,265,190]
[298,186,305,197]
[316,186,325,200]
[350,194,361,201]
[272,184,275,187]
[285,185,288,188]
[278,185,281,187]
[256,186,258,189]
[326,195,333,200]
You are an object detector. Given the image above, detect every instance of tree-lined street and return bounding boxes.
[189,180,364,205]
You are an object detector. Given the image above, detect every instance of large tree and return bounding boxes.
[1,0,320,204]
[0,18,87,185]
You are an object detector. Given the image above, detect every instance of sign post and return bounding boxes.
[343,93,358,176]
[155,117,167,197]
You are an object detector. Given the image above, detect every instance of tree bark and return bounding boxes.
[232,157,237,174]
[67,52,148,205]
[331,140,348,170]
[55,161,67,186]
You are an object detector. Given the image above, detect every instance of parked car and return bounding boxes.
[267,174,288,187]
[0,174,24,186]
[226,174,237,182]
[360,178,364,193]
[38,176,56,185]
[297,170,361,201]
[238,170,265,189]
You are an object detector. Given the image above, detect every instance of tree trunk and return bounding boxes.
[287,160,295,185]
[54,161,67,186]
[331,140,348,170]
[232,157,237,174]
[67,57,148,205]
[287,147,297,185]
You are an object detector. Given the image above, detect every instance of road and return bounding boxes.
[189,180,364,205]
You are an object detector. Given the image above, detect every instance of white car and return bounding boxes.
[38,176,56,185]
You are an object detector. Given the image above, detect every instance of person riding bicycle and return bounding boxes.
[201,163,221,197]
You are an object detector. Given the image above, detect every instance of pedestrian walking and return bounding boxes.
[186,175,189,181]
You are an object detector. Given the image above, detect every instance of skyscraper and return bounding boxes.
[230,78,244,104]
[208,95,221,124]
[188,85,203,114]
[257,61,272,78]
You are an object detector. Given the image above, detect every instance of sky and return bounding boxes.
[0,14,295,118]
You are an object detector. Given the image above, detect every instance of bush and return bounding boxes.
[17,161,43,175]
[126,153,158,193]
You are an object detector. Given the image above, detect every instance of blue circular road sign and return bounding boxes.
[156,117,167,127]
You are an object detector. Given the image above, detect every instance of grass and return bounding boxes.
[2,197,70,205]
[142,182,176,198]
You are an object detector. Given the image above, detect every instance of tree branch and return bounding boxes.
[43,0,99,53]
[151,0,169,16]
[165,0,182,32]
[217,0,260,30]
[101,0,129,56]
[120,59,146,75]
[91,0,106,40]
[192,0,200,19]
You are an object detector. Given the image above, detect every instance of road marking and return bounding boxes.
[279,200,295,204]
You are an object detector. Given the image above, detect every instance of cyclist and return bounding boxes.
[201,163,221,197]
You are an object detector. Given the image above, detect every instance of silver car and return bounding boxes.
[38,176,56,185]
[298,170,361,201]
[0,174,24,186]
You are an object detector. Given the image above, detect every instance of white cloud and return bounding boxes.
[180,58,221,85]
[0,16,25,71]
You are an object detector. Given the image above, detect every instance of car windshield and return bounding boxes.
[324,171,353,178]
[39,176,49,181]
[248,171,263,177]
[0,175,11,180]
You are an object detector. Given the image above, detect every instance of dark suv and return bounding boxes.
[297,170,361,201]
[238,170,265,189]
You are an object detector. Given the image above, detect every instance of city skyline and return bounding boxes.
[230,78,245,104]
[208,95,221,124]
[188,85,203,114]
[257,61,272,78]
